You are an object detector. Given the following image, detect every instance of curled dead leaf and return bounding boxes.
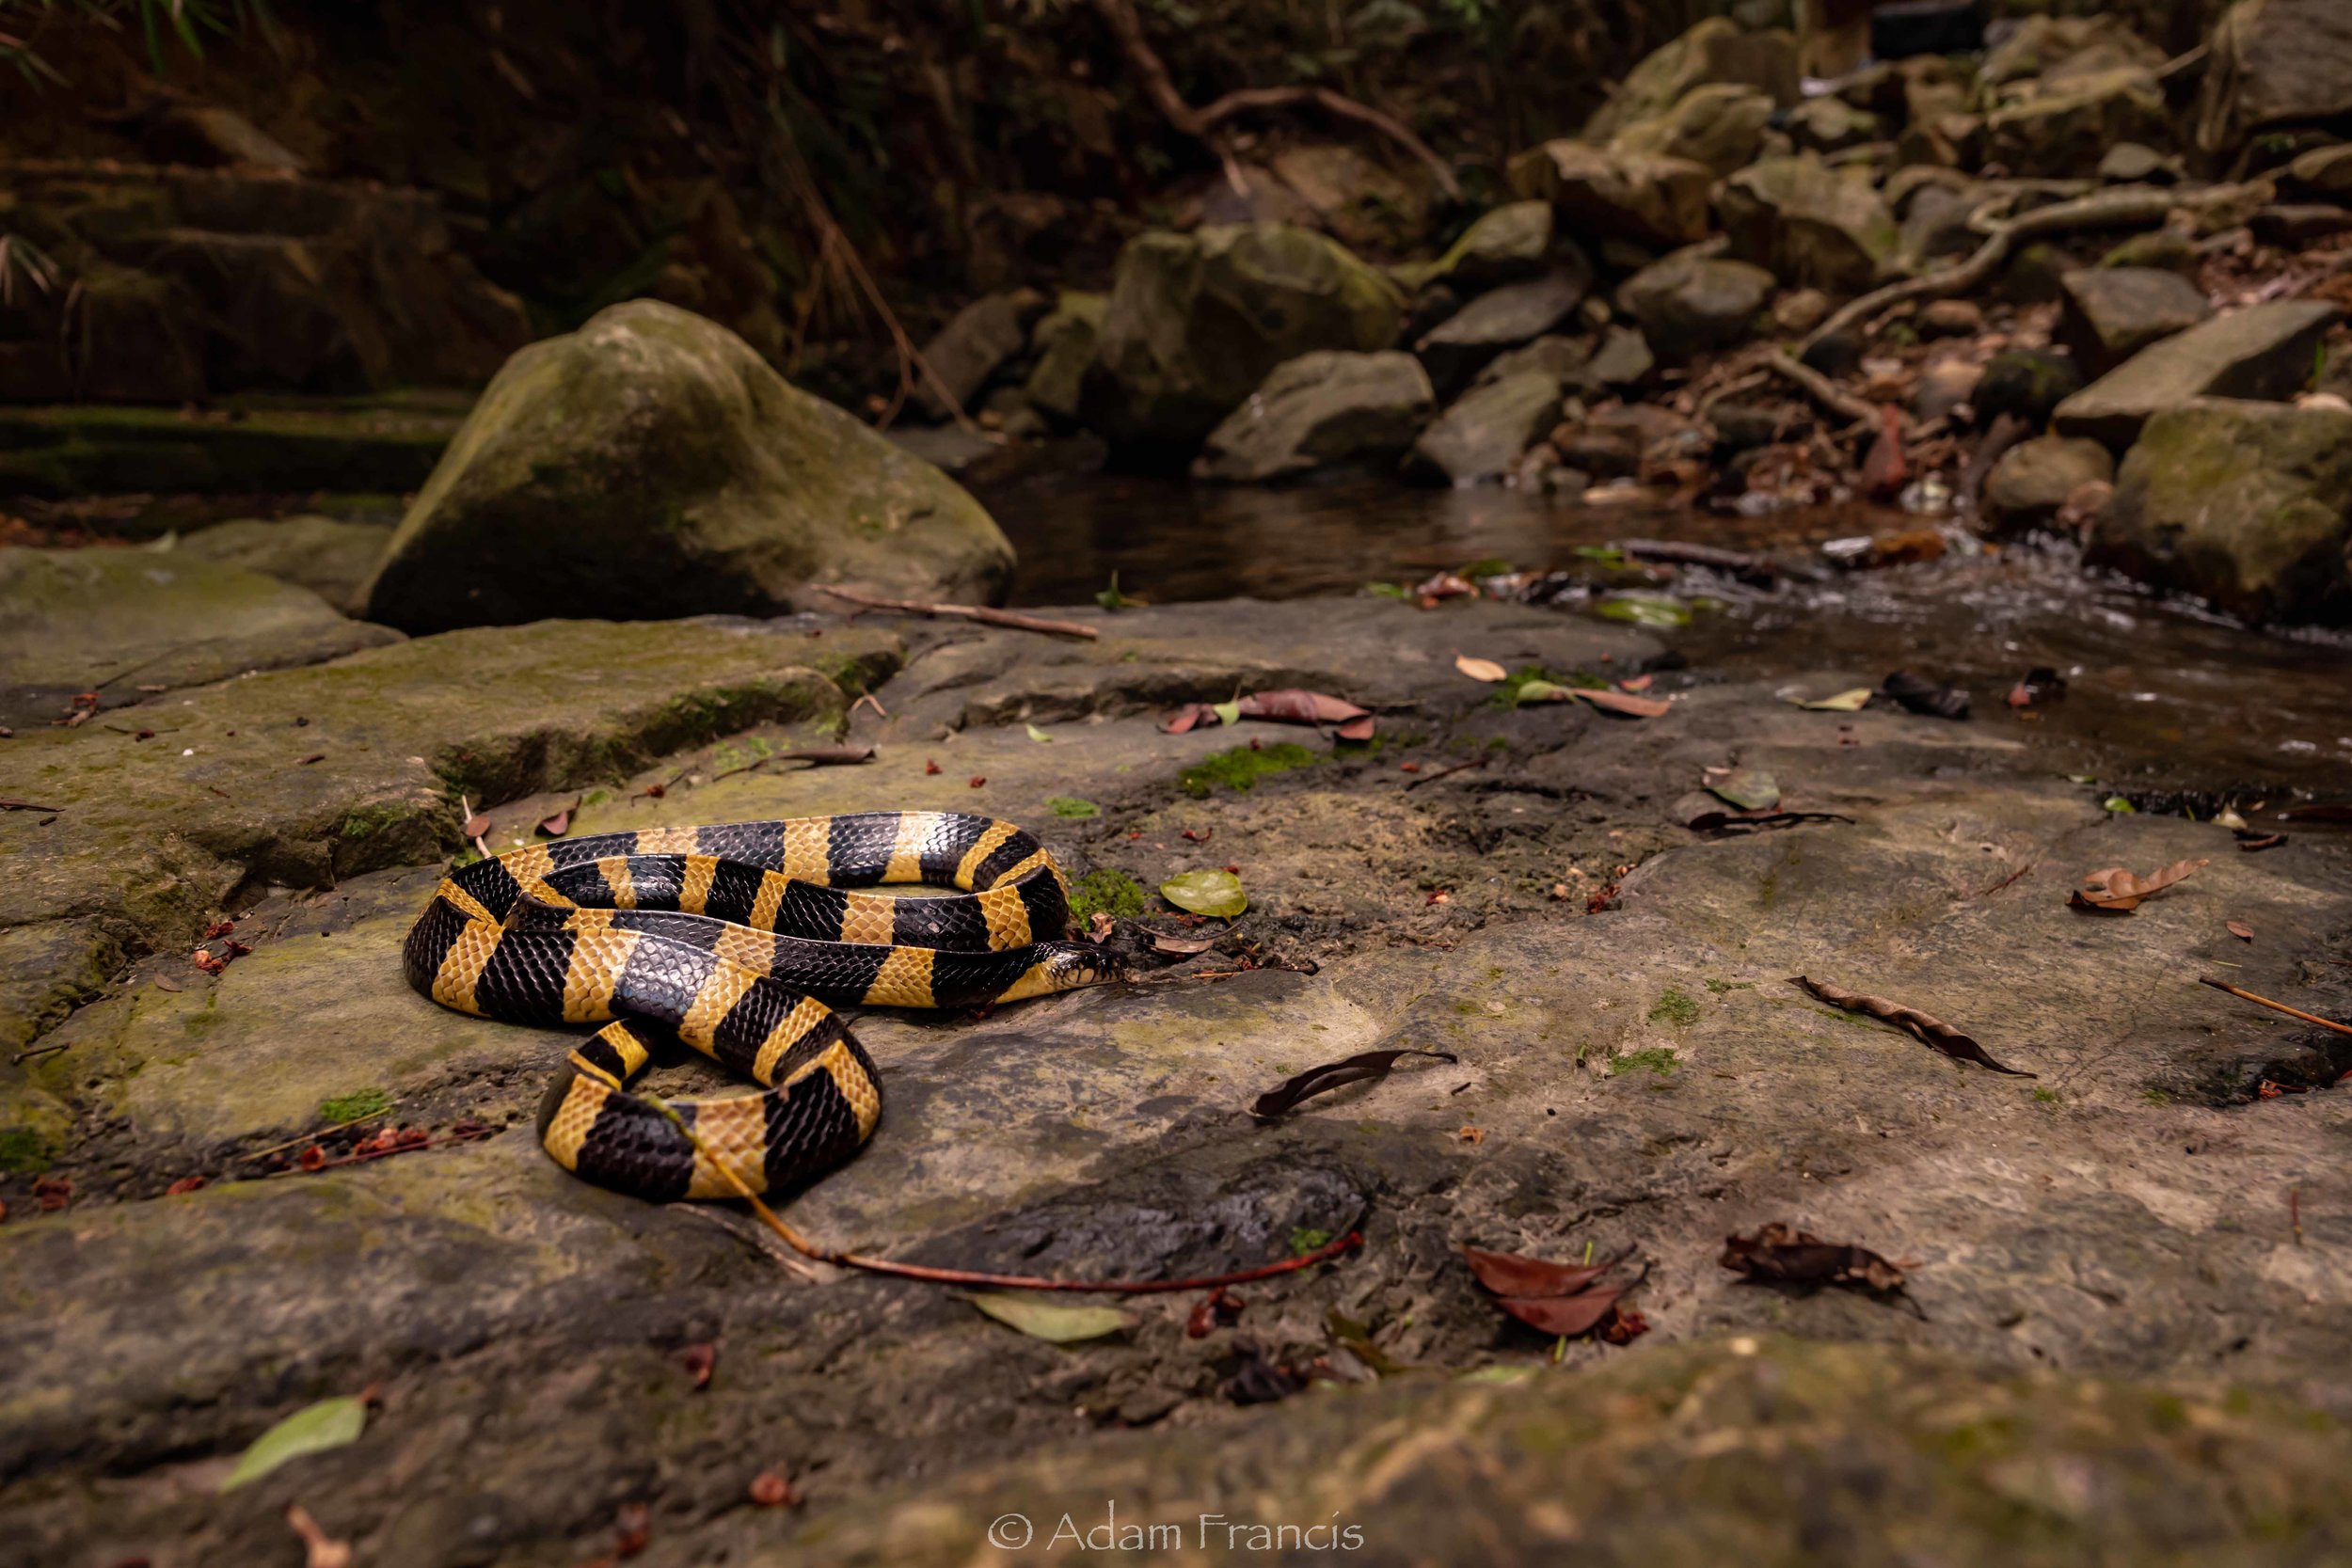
[1721,1223,1907,1293]
[1454,653,1509,683]
[1464,1243,1638,1340]
[2068,858,2207,913]
[1251,1049,1457,1119]
[1789,975,2032,1076]
[1571,688,1670,719]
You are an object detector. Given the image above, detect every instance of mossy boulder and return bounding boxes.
[0,546,401,729]
[176,515,395,613]
[1582,18,1800,145]
[1079,226,1406,457]
[1616,248,1775,362]
[361,301,1015,634]
[1720,154,1900,295]
[2090,397,2352,624]
[1021,291,1106,424]
[1609,83,1776,177]
[1985,69,2168,180]
[1192,352,1435,484]
[1506,142,1716,251]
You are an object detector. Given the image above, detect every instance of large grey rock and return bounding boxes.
[1021,291,1106,423]
[175,515,395,614]
[1583,325,1657,389]
[1474,334,1592,390]
[2090,398,2352,623]
[2286,144,2352,200]
[1079,225,1405,455]
[2053,301,2343,448]
[1505,142,1716,250]
[1582,18,1800,144]
[915,289,1048,420]
[1985,69,2169,181]
[361,301,1014,633]
[1981,436,2116,535]
[1982,14,2166,89]
[1615,248,1774,362]
[1720,154,1900,294]
[1416,267,1590,391]
[1609,84,1775,177]
[1192,352,1435,484]
[1406,371,1565,485]
[0,546,400,729]
[2197,0,2352,154]
[2057,267,2216,376]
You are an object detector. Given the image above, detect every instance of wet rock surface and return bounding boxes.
[2,573,2349,1565]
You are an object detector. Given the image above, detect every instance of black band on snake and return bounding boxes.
[402,812,1114,1201]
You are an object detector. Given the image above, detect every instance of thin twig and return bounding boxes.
[1760,350,1899,433]
[817,585,1099,640]
[652,1092,1358,1291]
[2198,977,2352,1037]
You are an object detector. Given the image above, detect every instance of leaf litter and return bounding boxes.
[1161,689,1375,741]
[2068,858,2207,913]
[1721,1223,1909,1295]
[1789,975,2033,1076]
[1464,1243,1641,1339]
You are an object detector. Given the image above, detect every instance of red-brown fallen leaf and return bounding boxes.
[1336,714,1376,741]
[1160,689,1375,737]
[1571,688,1671,719]
[1425,889,1451,905]
[1398,761,1421,773]
[1457,1126,1486,1144]
[299,1146,326,1172]
[1223,863,1241,875]
[2227,920,2254,942]
[1585,881,1620,914]
[748,1471,801,1508]
[1495,1285,1624,1337]
[33,1174,71,1212]
[1182,828,1213,842]
[536,798,580,837]
[924,758,942,775]
[203,919,237,939]
[1463,1245,1627,1298]
[1599,1306,1650,1344]
[967,776,986,788]
[1151,930,1218,956]
[2236,833,2285,852]
[1789,975,2033,1075]
[640,783,665,800]
[0,1198,10,1224]
[1413,571,1477,602]
[1860,404,1908,498]
[614,1501,651,1558]
[1185,1286,1247,1338]
[462,810,492,838]
[2068,857,2207,913]
[1721,1222,1907,1293]
[166,1176,206,1196]
[1617,673,1655,692]
[680,1342,715,1389]
[296,752,326,767]
[192,949,226,975]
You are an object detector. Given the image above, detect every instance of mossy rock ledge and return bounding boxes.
[360,300,1015,634]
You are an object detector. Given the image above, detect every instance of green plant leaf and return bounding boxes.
[2104,796,2137,814]
[1025,723,1054,743]
[1514,679,1571,705]
[1594,592,1692,627]
[1801,689,1873,711]
[1212,700,1242,727]
[1046,796,1099,819]
[969,1292,1134,1342]
[221,1397,366,1492]
[1161,869,1248,918]
[1708,769,1781,811]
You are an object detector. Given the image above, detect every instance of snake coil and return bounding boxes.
[404,811,1111,1200]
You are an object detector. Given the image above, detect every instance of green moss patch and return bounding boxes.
[318,1086,393,1125]
[1068,869,1148,925]
[1647,988,1701,1027]
[1046,796,1100,819]
[0,1125,55,1174]
[1177,741,1317,798]
[1610,1048,1678,1078]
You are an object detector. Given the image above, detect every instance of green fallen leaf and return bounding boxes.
[1364,581,1410,599]
[1025,723,1054,744]
[221,1397,366,1492]
[1514,679,1571,705]
[1708,768,1781,811]
[1162,868,1248,918]
[1047,796,1099,819]
[2104,796,2137,814]
[1802,689,1874,712]
[1211,700,1242,728]
[969,1291,1134,1342]
[1594,592,1692,628]
[1095,572,1130,611]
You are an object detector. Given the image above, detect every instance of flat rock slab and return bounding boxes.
[4,594,2351,1565]
[173,515,394,614]
[0,401,461,499]
[0,546,401,729]
[2054,300,2342,448]
[2058,265,2215,375]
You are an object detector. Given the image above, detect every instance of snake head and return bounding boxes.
[997,941,1128,1000]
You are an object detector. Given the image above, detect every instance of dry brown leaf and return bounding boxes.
[1571,688,1671,719]
[1454,653,1509,683]
[2227,920,2253,942]
[1789,975,2033,1076]
[2068,857,2207,913]
[1721,1223,1906,1293]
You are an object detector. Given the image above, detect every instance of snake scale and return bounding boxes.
[404,811,1113,1201]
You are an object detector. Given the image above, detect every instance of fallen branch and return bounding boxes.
[0,799,62,812]
[2198,977,2352,1037]
[1803,182,2262,356]
[1760,350,1896,433]
[1617,538,1778,585]
[818,585,1099,640]
[1087,0,1460,201]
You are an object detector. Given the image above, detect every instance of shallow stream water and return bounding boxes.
[975,467,2352,807]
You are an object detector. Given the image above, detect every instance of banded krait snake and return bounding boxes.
[403,812,1113,1200]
